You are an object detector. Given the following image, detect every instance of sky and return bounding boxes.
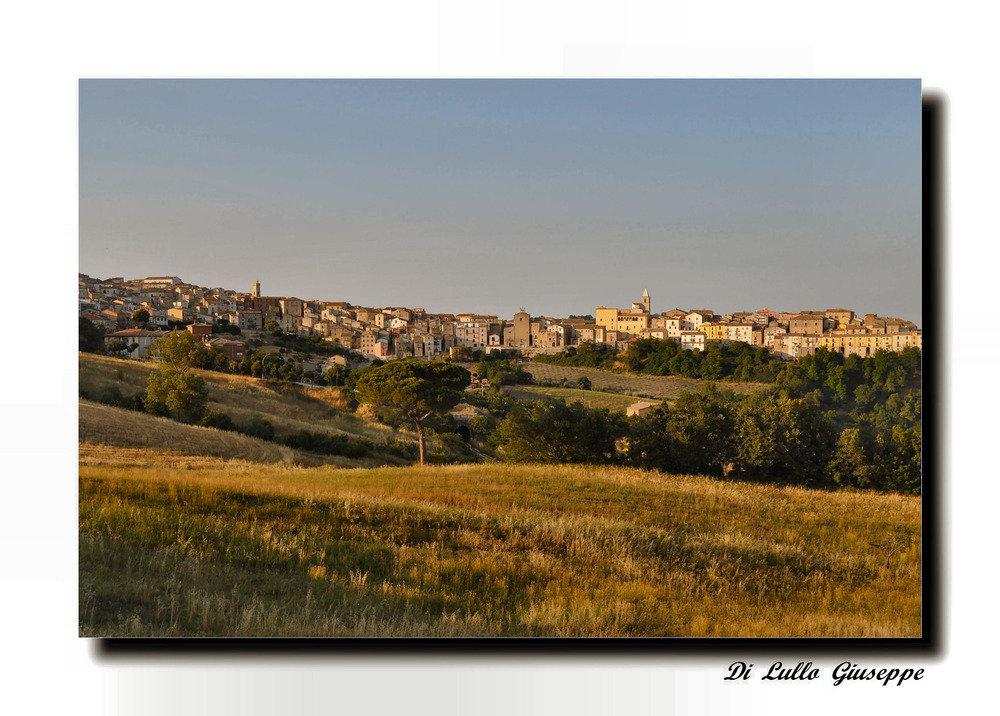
[79,79,922,323]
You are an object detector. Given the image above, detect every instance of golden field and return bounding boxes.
[80,444,921,638]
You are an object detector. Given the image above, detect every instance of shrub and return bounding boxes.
[121,391,147,412]
[95,384,124,406]
[240,414,275,441]
[382,439,420,460]
[199,410,237,432]
[281,429,373,458]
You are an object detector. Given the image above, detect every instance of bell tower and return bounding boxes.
[252,280,261,298]
[642,288,650,314]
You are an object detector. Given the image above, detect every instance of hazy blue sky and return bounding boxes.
[79,79,921,323]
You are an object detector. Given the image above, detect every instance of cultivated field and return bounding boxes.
[80,445,921,638]
[522,363,765,399]
[503,385,664,412]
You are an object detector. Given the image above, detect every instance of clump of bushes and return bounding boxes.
[381,439,420,460]
[199,410,237,431]
[426,432,475,464]
[82,384,147,412]
[281,430,373,459]
[239,414,275,441]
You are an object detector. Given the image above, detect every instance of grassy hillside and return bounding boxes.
[79,445,921,638]
[79,401,377,467]
[80,353,388,440]
[78,353,472,465]
[522,362,765,399]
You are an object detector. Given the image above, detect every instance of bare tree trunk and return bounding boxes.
[414,419,426,465]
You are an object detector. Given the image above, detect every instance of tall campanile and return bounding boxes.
[642,288,650,314]
[252,280,261,298]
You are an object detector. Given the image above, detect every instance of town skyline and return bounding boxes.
[78,269,921,327]
[81,272,920,365]
[80,79,922,325]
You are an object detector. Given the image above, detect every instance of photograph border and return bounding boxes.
[85,85,940,657]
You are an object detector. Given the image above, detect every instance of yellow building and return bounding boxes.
[699,322,727,341]
[820,328,922,357]
[595,307,650,336]
[595,290,651,339]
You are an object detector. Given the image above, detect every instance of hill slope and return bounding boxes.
[78,353,476,466]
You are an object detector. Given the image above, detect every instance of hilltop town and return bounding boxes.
[79,274,921,367]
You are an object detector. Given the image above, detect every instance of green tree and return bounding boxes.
[467,415,494,437]
[533,341,617,370]
[624,405,673,470]
[323,364,350,386]
[853,383,878,413]
[659,383,735,477]
[731,392,836,486]
[248,350,283,380]
[474,359,531,386]
[79,317,104,353]
[104,338,131,358]
[827,425,883,489]
[278,361,303,383]
[885,425,921,494]
[576,376,592,391]
[355,360,470,465]
[497,400,622,464]
[144,331,211,422]
[148,331,209,375]
[698,343,725,381]
[208,346,229,371]
[144,370,208,423]
[212,320,242,336]
[132,308,151,329]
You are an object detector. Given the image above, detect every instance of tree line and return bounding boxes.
[536,336,920,388]
[468,347,921,494]
[535,338,789,381]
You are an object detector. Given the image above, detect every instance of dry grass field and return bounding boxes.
[79,353,396,443]
[79,444,921,638]
[79,401,367,466]
[78,353,449,466]
[522,363,765,399]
